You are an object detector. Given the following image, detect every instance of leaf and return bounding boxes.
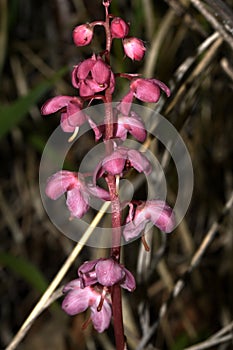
[0,252,48,293]
[0,66,68,139]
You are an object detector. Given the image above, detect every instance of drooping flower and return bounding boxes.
[117,78,170,115]
[110,17,129,39]
[41,95,86,133]
[62,279,112,333]
[45,170,110,218]
[115,111,147,142]
[78,258,136,291]
[73,23,94,46]
[72,55,115,97]
[89,110,147,142]
[93,146,152,181]
[130,78,171,103]
[123,200,175,241]
[123,37,146,61]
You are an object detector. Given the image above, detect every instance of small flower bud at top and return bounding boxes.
[110,17,129,38]
[73,24,94,47]
[123,37,146,61]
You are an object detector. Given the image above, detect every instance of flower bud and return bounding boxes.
[110,17,129,38]
[123,37,146,61]
[73,24,93,47]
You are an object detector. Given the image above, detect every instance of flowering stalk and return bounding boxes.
[41,1,175,349]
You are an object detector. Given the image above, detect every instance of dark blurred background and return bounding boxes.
[0,0,233,349]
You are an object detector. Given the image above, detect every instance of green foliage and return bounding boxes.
[0,252,48,293]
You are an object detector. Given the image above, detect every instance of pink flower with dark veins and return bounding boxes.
[123,200,176,241]
[62,279,112,333]
[123,37,146,61]
[46,170,110,218]
[41,95,86,133]
[93,146,152,181]
[78,258,136,291]
[72,55,115,97]
[110,17,129,38]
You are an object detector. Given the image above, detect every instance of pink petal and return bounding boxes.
[62,278,82,293]
[87,183,110,200]
[91,298,112,333]
[87,117,103,141]
[45,171,78,200]
[91,59,110,85]
[95,259,125,286]
[131,79,161,103]
[78,259,99,275]
[123,220,147,241]
[78,259,100,287]
[79,80,95,97]
[149,79,170,97]
[41,95,71,115]
[66,187,89,218]
[118,91,134,115]
[60,112,76,132]
[146,200,175,233]
[109,71,115,94]
[127,149,152,175]
[101,150,126,175]
[77,58,96,79]
[117,113,147,142]
[66,101,86,127]
[71,65,80,89]
[62,279,93,315]
[93,160,106,184]
[120,267,136,291]
[85,78,107,93]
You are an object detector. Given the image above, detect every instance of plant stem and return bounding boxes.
[103,2,125,348]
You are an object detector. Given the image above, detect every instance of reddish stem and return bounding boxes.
[103,2,125,349]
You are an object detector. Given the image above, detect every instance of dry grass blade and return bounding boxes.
[190,0,233,50]
[184,334,233,350]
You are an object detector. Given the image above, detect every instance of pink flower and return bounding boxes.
[78,258,136,291]
[123,37,146,61]
[73,24,94,46]
[130,78,170,103]
[118,78,170,112]
[123,200,175,241]
[93,146,152,181]
[110,17,129,38]
[116,111,147,142]
[90,110,147,142]
[72,55,115,97]
[62,279,112,333]
[41,95,86,132]
[45,170,110,218]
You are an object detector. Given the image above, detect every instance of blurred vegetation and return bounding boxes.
[0,0,232,349]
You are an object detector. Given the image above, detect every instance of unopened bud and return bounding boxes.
[123,37,146,61]
[110,17,129,39]
[73,24,93,47]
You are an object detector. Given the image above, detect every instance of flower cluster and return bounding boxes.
[62,258,135,332]
[41,0,175,337]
